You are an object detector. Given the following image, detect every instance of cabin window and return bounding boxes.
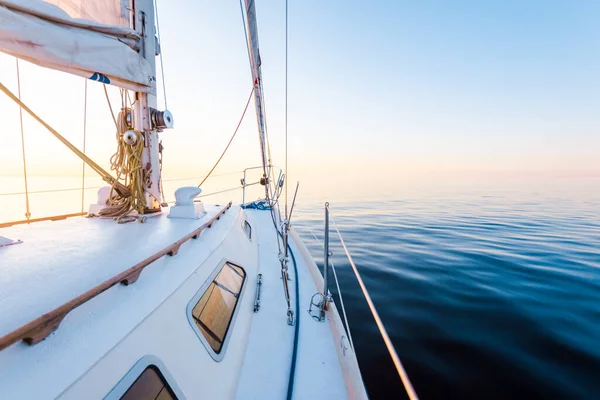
[243,220,252,240]
[120,365,176,400]
[190,262,246,355]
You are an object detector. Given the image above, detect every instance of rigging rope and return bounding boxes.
[285,0,289,221]
[15,59,31,220]
[329,209,419,400]
[0,80,130,198]
[103,84,119,129]
[81,79,88,213]
[197,86,255,188]
[154,0,168,110]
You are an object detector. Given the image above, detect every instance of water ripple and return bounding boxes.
[295,184,600,399]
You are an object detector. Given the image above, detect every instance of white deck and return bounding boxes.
[0,204,228,339]
[0,204,355,399]
[0,204,239,399]
[236,209,347,399]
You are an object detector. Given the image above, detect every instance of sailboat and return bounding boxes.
[0,1,416,399]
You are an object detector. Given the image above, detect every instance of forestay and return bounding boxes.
[0,0,153,92]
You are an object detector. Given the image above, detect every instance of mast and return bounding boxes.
[132,0,160,211]
[0,0,172,216]
[242,0,271,192]
[131,0,172,212]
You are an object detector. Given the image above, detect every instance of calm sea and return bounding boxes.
[295,176,600,399]
[2,174,599,399]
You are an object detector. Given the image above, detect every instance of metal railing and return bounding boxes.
[312,202,419,400]
[241,165,264,205]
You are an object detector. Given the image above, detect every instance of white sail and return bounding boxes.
[0,0,153,92]
[41,0,131,29]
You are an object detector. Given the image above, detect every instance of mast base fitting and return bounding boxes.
[150,108,174,130]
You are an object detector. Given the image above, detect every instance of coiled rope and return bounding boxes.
[98,106,146,221]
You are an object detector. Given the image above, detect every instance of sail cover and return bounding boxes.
[0,0,153,92]
[41,0,131,29]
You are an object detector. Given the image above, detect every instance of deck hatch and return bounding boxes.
[120,365,177,400]
[243,220,252,240]
[105,356,184,400]
[190,261,246,357]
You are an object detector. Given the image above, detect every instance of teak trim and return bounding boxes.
[0,202,232,351]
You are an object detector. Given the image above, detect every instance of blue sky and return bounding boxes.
[157,0,600,177]
[0,0,598,180]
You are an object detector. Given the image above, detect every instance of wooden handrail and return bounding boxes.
[0,202,232,351]
[0,212,87,229]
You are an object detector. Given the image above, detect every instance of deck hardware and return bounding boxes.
[121,270,143,285]
[308,292,326,321]
[150,108,174,130]
[278,181,301,325]
[253,273,262,312]
[168,186,205,219]
[0,236,22,248]
[167,245,180,256]
[122,130,138,145]
[240,165,271,205]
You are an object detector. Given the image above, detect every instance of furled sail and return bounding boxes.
[0,0,153,92]
[242,0,270,175]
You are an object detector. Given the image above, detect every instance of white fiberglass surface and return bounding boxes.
[0,204,239,399]
[236,209,347,400]
[0,204,226,338]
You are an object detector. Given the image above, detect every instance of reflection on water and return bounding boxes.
[294,177,600,399]
[1,175,599,399]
